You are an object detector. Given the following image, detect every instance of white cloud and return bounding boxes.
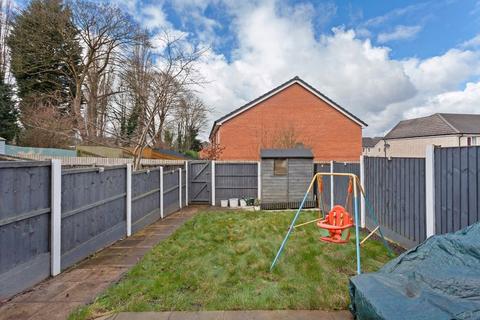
[405,81,480,118]
[461,34,480,48]
[377,25,422,43]
[141,5,169,30]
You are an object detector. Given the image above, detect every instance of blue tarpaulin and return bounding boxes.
[349,223,480,320]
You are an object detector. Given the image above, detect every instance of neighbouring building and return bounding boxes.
[209,76,367,161]
[362,137,382,155]
[366,113,480,158]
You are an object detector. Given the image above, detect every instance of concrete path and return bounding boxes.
[104,310,352,320]
[0,207,199,320]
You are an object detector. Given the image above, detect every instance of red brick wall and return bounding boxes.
[213,83,363,161]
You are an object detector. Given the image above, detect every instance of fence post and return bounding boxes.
[178,168,182,209]
[360,155,366,228]
[330,160,334,208]
[185,161,189,206]
[257,161,261,200]
[126,164,132,237]
[51,159,62,276]
[211,160,216,205]
[160,166,164,219]
[425,145,435,237]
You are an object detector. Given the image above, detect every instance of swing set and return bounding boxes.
[270,172,392,274]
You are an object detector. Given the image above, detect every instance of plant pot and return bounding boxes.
[220,200,228,207]
[239,199,247,207]
[229,198,238,208]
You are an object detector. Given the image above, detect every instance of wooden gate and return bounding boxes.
[189,161,211,203]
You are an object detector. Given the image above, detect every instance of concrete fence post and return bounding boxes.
[257,161,261,200]
[51,159,62,276]
[425,145,436,237]
[160,166,164,219]
[185,161,189,206]
[126,164,132,237]
[211,160,216,206]
[330,160,334,209]
[178,168,182,209]
[360,155,366,228]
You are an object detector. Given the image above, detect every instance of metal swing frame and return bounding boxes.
[270,172,362,274]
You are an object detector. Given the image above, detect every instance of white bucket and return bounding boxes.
[239,199,247,207]
[229,198,239,208]
[220,200,228,207]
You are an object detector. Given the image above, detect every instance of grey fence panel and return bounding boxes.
[364,157,426,248]
[132,168,161,233]
[434,146,480,234]
[215,163,258,205]
[314,163,331,211]
[333,162,360,206]
[0,161,51,300]
[61,166,126,270]
[163,170,180,216]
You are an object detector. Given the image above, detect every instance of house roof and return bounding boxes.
[385,113,480,139]
[362,137,382,148]
[260,148,314,159]
[209,76,367,139]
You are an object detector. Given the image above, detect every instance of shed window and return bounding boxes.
[274,159,287,176]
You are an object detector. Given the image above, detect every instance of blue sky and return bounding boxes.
[17,0,480,136]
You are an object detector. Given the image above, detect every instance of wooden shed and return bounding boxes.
[260,148,314,209]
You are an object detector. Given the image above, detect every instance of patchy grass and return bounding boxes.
[70,210,393,319]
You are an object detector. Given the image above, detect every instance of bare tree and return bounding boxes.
[128,32,206,169]
[0,0,12,80]
[67,0,139,140]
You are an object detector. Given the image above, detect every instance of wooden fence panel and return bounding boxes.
[214,163,258,205]
[0,161,52,299]
[163,170,180,216]
[364,157,426,248]
[60,166,126,270]
[132,168,161,233]
[434,146,480,234]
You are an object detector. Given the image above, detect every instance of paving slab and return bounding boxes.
[109,310,352,320]
[0,206,200,320]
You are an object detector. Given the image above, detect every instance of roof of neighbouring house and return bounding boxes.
[260,148,314,159]
[385,113,480,139]
[209,76,367,139]
[362,137,383,148]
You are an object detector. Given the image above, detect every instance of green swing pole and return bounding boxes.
[270,175,316,271]
[353,176,361,275]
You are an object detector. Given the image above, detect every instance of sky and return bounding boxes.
[24,0,480,138]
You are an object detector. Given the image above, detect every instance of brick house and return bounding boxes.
[209,76,367,161]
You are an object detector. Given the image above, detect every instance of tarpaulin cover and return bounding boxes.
[349,222,480,320]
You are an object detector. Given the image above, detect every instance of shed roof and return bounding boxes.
[385,113,480,139]
[260,148,313,159]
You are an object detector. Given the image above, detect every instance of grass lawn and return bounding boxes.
[70,210,393,319]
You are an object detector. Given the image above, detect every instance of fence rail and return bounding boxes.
[12,154,185,167]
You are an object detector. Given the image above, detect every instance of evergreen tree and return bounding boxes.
[8,0,81,108]
[0,78,18,142]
